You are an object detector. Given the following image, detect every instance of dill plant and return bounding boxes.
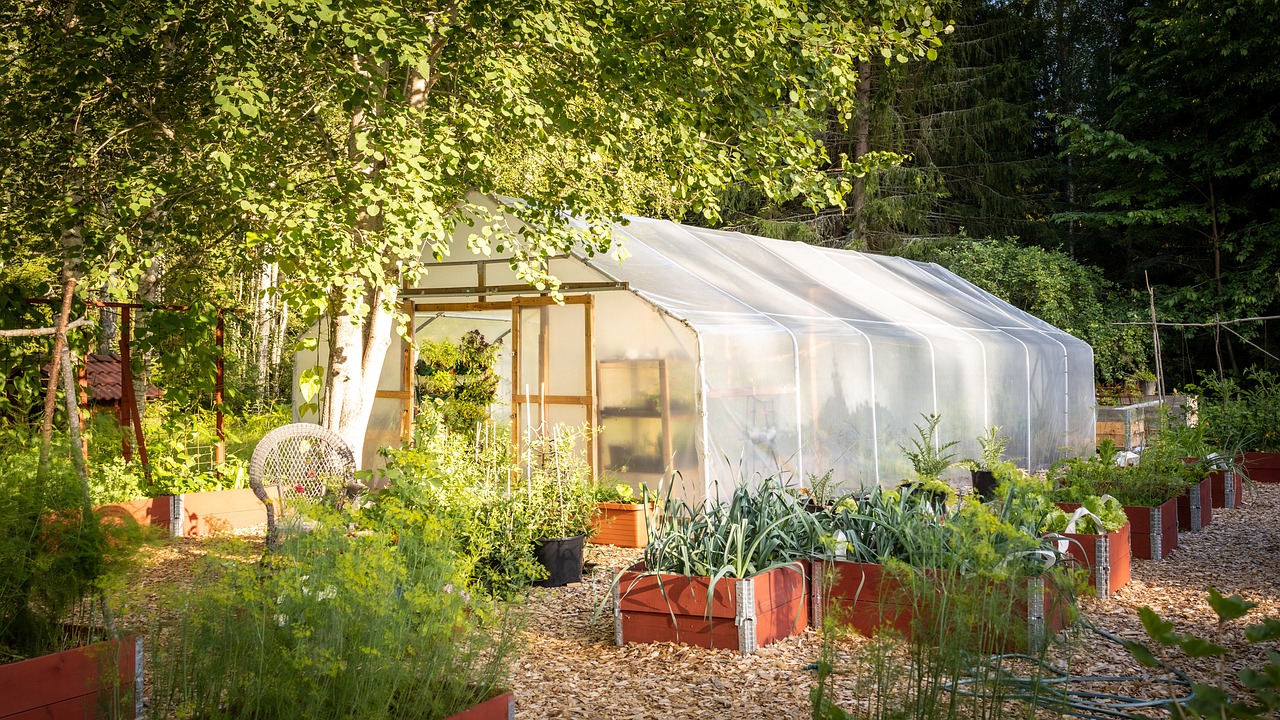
[151,510,520,720]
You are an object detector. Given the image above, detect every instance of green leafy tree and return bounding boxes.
[1054,0,1280,377]
[4,0,951,462]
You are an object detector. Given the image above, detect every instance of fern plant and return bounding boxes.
[900,413,960,480]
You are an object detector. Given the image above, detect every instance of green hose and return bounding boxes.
[943,615,1196,719]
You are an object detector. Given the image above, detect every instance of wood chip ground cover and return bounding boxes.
[121,486,1280,718]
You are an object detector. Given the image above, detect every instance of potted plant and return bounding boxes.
[611,477,818,653]
[1131,368,1158,397]
[591,482,657,548]
[962,426,1013,501]
[519,425,599,587]
[897,413,959,510]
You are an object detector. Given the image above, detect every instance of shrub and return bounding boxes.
[151,513,519,720]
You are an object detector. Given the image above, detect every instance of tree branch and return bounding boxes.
[0,317,93,338]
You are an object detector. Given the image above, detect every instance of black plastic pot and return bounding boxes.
[971,469,998,501]
[533,534,585,587]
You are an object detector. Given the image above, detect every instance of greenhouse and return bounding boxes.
[294,195,1095,505]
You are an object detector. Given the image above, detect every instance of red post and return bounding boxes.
[215,310,226,470]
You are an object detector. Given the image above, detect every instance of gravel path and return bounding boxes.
[121,485,1280,719]
[516,485,1280,719]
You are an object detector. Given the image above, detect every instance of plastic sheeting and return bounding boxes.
[294,198,1094,505]
[582,218,1094,501]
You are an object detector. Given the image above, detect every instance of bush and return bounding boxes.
[1190,369,1280,453]
[0,437,148,660]
[151,512,519,720]
[1051,451,1200,507]
[377,411,547,597]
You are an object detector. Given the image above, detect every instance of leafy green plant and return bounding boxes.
[416,330,501,440]
[150,511,520,720]
[1123,588,1280,719]
[0,436,148,661]
[643,475,820,579]
[378,411,546,597]
[1189,369,1280,453]
[1041,495,1128,534]
[593,482,655,505]
[519,425,598,540]
[1051,451,1199,507]
[899,413,960,481]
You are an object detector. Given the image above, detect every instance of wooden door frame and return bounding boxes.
[412,296,598,481]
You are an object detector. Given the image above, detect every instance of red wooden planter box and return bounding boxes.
[590,503,653,548]
[1055,519,1132,598]
[95,489,270,538]
[94,496,173,531]
[613,561,809,653]
[1124,498,1178,560]
[810,560,1069,653]
[1176,477,1213,532]
[1239,452,1280,484]
[1211,469,1243,509]
[178,488,268,536]
[0,635,143,720]
[442,690,514,720]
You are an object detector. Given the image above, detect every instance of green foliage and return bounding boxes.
[593,482,655,505]
[896,236,1151,383]
[377,412,545,597]
[1190,369,1280,453]
[518,425,598,540]
[643,476,821,580]
[1051,452,1200,507]
[150,514,520,720]
[416,330,501,440]
[0,442,148,660]
[1124,589,1280,719]
[899,412,959,480]
[1041,494,1128,535]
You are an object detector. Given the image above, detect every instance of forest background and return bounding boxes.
[1,0,1277,437]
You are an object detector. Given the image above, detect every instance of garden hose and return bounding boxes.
[943,615,1196,720]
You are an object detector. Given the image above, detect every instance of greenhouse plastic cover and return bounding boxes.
[577,217,1094,503]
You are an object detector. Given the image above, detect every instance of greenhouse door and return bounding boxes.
[510,295,598,480]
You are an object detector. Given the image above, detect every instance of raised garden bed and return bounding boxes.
[0,634,143,720]
[1123,498,1179,560]
[1056,520,1132,598]
[95,488,270,538]
[809,560,1070,653]
[613,561,809,653]
[442,690,514,720]
[1211,468,1243,509]
[1239,452,1280,484]
[591,503,652,548]
[1176,476,1213,532]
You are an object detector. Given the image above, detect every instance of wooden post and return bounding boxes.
[215,310,226,466]
[401,298,415,443]
[119,307,150,484]
[119,307,132,462]
[584,296,597,483]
